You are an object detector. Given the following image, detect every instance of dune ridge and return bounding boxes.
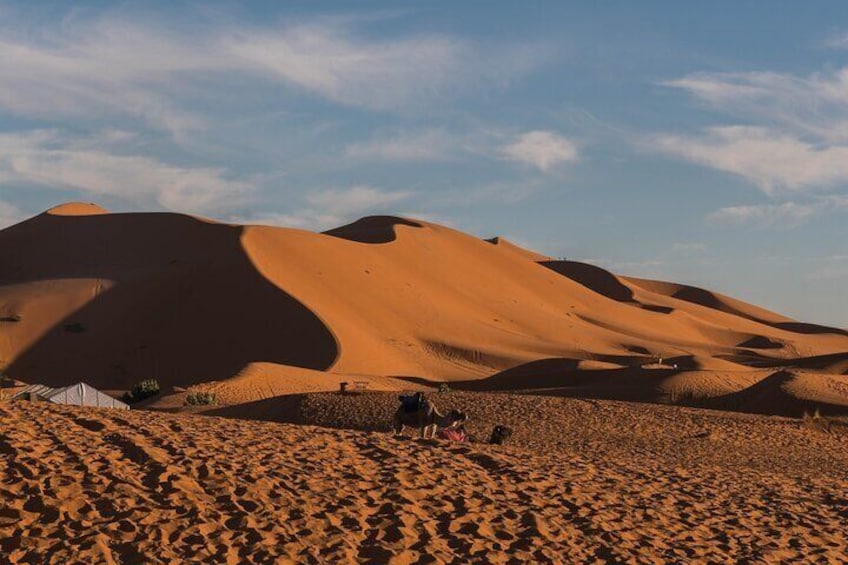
[1,204,846,416]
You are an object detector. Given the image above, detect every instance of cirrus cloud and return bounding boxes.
[706,195,848,228]
[232,185,413,230]
[0,130,252,214]
[653,126,848,195]
[501,130,579,172]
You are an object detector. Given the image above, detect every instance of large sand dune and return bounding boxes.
[1,203,846,416]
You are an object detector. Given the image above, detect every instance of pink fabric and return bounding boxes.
[437,427,467,442]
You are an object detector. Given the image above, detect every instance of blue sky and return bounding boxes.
[1,2,847,327]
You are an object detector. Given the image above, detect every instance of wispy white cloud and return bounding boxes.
[706,195,848,227]
[657,67,848,204]
[346,127,565,166]
[653,126,848,195]
[823,32,848,50]
[427,179,546,208]
[501,130,579,171]
[0,130,251,214]
[663,69,848,143]
[306,185,412,216]
[344,129,461,161]
[0,9,543,135]
[226,25,542,112]
[0,15,218,136]
[706,202,820,227]
[232,185,413,230]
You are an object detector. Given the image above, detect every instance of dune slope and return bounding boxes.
[0,206,336,389]
[1,204,846,415]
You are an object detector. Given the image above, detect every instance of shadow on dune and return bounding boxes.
[203,394,308,423]
[737,336,784,350]
[450,357,688,403]
[458,357,848,417]
[323,216,422,244]
[628,277,848,337]
[0,212,338,389]
[700,370,848,417]
[725,351,848,374]
[540,260,674,314]
[771,322,848,337]
[540,261,635,302]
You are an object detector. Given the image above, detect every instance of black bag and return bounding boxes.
[489,424,513,445]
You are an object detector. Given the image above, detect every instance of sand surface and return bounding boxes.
[1,203,848,562]
[2,400,846,564]
[1,203,846,417]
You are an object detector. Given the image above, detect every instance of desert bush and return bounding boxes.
[802,409,833,435]
[438,382,451,393]
[184,391,217,406]
[123,379,160,403]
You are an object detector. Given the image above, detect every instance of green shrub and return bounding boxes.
[184,391,216,406]
[438,382,451,393]
[123,379,160,403]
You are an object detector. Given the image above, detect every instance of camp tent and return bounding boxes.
[12,382,129,410]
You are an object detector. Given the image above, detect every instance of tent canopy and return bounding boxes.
[12,382,129,410]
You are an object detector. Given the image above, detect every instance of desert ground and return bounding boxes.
[1,203,848,563]
[2,399,847,564]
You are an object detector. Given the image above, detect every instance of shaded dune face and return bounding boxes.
[323,216,423,243]
[703,370,848,416]
[541,260,636,303]
[0,212,337,389]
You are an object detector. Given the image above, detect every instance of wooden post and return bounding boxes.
[339,382,348,395]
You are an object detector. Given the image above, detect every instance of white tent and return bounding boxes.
[12,382,129,410]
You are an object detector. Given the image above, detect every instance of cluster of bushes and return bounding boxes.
[122,379,160,403]
[184,391,217,406]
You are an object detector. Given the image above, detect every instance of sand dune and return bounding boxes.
[0,205,336,389]
[3,204,847,563]
[1,203,847,416]
[2,400,846,564]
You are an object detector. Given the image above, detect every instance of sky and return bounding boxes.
[0,1,847,327]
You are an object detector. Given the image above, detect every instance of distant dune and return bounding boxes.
[1,203,846,416]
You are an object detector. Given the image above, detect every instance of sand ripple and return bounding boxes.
[1,402,847,563]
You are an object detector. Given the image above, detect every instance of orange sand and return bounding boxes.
[0,203,846,416]
[2,401,846,564]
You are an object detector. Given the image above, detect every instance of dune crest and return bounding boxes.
[45,202,110,216]
[485,236,552,261]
